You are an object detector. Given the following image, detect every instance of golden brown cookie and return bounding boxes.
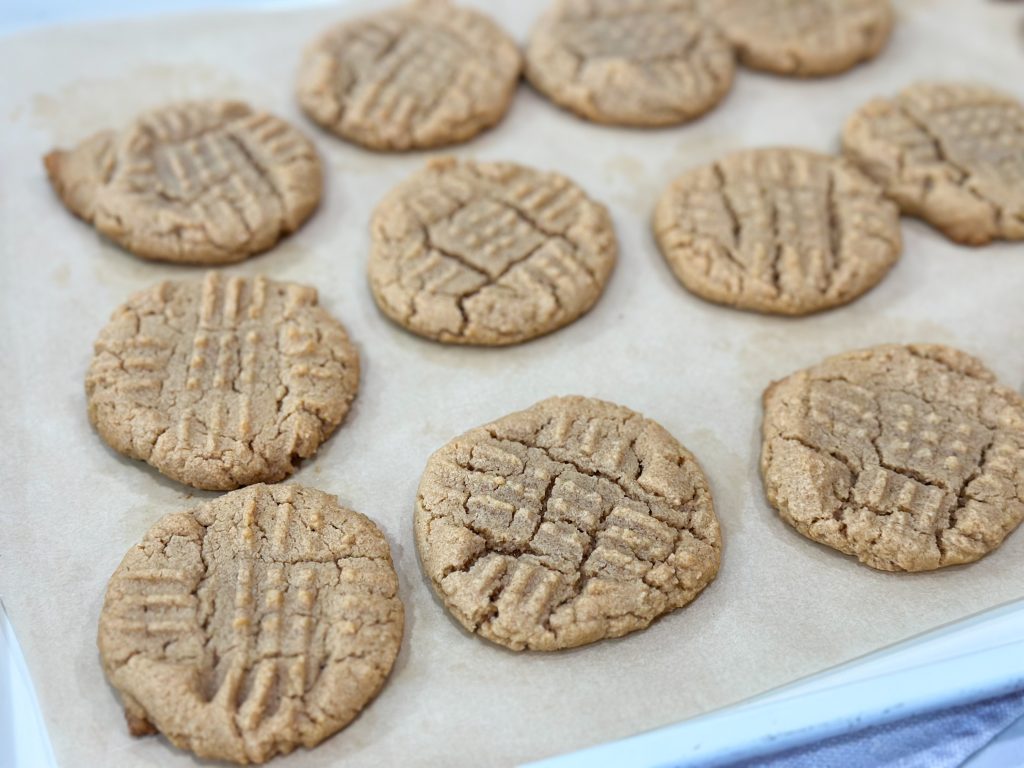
[842,82,1024,244]
[525,0,735,127]
[98,484,404,764]
[369,157,617,346]
[707,0,893,76]
[761,344,1024,572]
[86,273,359,490]
[415,396,721,651]
[654,147,902,315]
[296,0,521,150]
[44,100,321,264]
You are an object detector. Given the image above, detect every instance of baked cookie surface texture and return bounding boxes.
[98,484,403,764]
[843,82,1024,244]
[708,0,893,76]
[44,100,321,264]
[654,147,901,315]
[297,0,521,150]
[762,344,1024,572]
[87,273,359,490]
[415,396,721,651]
[525,0,735,126]
[369,157,616,345]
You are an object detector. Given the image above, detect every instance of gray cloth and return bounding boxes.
[738,689,1024,768]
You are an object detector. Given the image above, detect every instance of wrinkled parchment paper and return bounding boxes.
[1,1,1023,765]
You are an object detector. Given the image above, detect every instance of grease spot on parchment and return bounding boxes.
[603,153,657,215]
[602,129,740,216]
[51,263,70,287]
[329,147,414,176]
[29,64,242,144]
[673,131,739,167]
[896,0,940,12]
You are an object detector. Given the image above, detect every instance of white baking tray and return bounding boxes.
[529,597,1024,767]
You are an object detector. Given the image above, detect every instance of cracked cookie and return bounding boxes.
[296,0,521,150]
[654,147,902,315]
[707,0,893,76]
[525,0,735,127]
[44,100,321,264]
[98,483,403,764]
[843,82,1024,244]
[369,157,616,345]
[86,273,359,491]
[415,396,721,651]
[761,344,1024,572]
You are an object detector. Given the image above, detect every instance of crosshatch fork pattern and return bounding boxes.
[524,0,735,126]
[654,148,901,315]
[708,0,893,76]
[416,396,721,651]
[98,484,404,764]
[369,157,617,345]
[297,0,521,150]
[843,82,1024,244]
[86,272,359,490]
[44,100,322,264]
[762,344,1024,572]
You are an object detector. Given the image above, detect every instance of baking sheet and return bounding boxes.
[530,599,1024,767]
[1,1,1023,765]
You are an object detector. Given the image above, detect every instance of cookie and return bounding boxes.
[86,272,359,491]
[761,344,1024,572]
[98,484,403,764]
[369,157,616,346]
[525,0,735,127]
[415,396,720,651]
[842,82,1024,244]
[654,147,902,315]
[44,100,321,264]
[296,0,521,151]
[707,0,893,76]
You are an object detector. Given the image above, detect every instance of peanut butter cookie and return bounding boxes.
[297,0,521,150]
[369,157,616,345]
[86,273,359,490]
[415,396,721,651]
[708,0,893,76]
[44,100,321,264]
[654,147,901,315]
[98,484,403,764]
[843,82,1024,244]
[761,344,1024,571]
[525,0,735,126]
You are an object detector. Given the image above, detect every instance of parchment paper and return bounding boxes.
[1,1,1023,765]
